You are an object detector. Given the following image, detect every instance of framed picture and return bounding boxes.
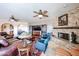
[58,14,68,26]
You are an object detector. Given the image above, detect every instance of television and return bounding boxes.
[33,26,41,31]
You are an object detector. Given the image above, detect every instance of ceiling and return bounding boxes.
[0,3,79,23]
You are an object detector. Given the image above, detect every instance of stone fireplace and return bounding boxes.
[58,32,70,40]
[58,32,79,44]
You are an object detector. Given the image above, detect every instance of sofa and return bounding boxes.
[0,39,18,56]
[35,33,51,52]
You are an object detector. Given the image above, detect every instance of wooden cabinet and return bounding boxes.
[32,31,41,41]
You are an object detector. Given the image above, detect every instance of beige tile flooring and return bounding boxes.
[6,37,79,56]
[45,37,79,56]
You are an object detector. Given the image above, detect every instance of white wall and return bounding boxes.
[0,20,29,37]
[47,25,53,33]
[29,19,53,33]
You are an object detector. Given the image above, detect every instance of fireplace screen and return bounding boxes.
[58,32,69,40]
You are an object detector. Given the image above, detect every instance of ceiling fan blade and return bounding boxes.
[33,15,38,17]
[33,11,39,14]
[43,14,48,17]
[43,10,48,14]
[14,19,18,21]
[10,15,18,21]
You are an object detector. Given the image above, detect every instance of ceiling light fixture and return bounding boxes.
[33,9,48,19]
[38,15,43,18]
[9,18,16,22]
[9,15,15,22]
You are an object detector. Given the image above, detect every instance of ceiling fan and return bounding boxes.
[9,15,19,22]
[33,10,48,19]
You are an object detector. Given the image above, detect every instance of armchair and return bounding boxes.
[35,33,51,52]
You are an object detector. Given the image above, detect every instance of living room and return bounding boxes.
[0,3,79,56]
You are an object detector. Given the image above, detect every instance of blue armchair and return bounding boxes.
[35,33,51,52]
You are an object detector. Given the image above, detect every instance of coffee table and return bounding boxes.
[17,40,32,56]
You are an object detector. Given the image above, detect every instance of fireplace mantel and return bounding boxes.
[53,26,79,29]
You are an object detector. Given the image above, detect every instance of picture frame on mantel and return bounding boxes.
[58,14,68,26]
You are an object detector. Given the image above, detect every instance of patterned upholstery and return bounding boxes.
[0,39,9,47]
[0,39,19,56]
